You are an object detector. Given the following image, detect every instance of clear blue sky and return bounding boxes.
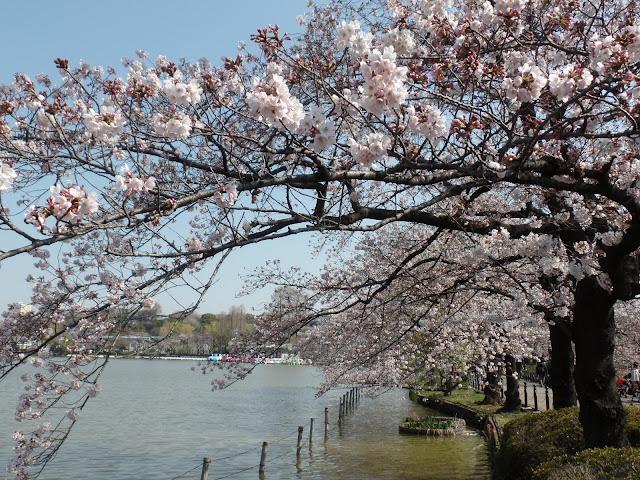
[0,1,313,84]
[0,1,328,315]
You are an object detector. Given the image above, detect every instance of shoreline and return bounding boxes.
[90,354,314,364]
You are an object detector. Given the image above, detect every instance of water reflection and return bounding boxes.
[0,359,490,480]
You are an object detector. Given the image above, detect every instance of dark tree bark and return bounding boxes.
[442,375,456,396]
[572,277,628,448]
[548,319,577,409]
[482,370,503,406]
[503,353,522,411]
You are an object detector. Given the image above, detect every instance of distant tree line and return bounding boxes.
[76,305,256,356]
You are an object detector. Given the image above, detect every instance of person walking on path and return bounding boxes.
[536,359,548,386]
[632,362,640,382]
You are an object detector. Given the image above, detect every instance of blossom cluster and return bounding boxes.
[622,24,640,65]
[82,105,126,145]
[548,65,594,103]
[163,71,202,107]
[588,25,640,76]
[360,47,408,116]
[590,34,623,75]
[150,112,194,139]
[348,132,391,168]
[336,20,373,57]
[493,0,527,13]
[9,422,52,477]
[406,103,447,142]
[126,68,162,99]
[113,164,156,196]
[0,160,17,192]
[245,63,305,131]
[214,182,239,208]
[380,26,416,56]
[25,184,99,233]
[297,105,335,153]
[502,64,547,103]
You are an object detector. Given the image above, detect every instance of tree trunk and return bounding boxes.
[572,277,628,448]
[443,375,454,396]
[482,370,503,405]
[549,319,577,409]
[504,353,522,411]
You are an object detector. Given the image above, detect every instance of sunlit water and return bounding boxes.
[0,359,490,480]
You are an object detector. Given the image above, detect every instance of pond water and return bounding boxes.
[0,359,490,480]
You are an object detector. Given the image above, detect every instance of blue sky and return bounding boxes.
[1,1,313,84]
[0,1,328,315]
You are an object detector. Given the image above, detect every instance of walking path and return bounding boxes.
[518,381,553,411]
[517,381,639,411]
[621,394,639,406]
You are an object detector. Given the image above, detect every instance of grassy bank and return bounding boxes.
[416,388,640,480]
[418,388,523,425]
[495,406,640,480]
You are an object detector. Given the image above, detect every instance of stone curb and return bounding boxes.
[409,390,502,454]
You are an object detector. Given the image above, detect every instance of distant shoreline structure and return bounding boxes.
[91,353,313,364]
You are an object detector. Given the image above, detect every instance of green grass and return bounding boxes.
[404,416,454,430]
[417,387,524,425]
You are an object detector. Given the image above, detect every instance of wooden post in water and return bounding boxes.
[309,418,314,442]
[324,407,329,433]
[339,397,344,422]
[351,388,355,408]
[296,426,304,456]
[259,442,268,475]
[200,457,211,480]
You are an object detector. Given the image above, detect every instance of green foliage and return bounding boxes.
[532,447,640,480]
[627,407,640,447]
[404,416,453,430]
[494,406,640,480]
[493,407,584,480]
[199,313,218,325]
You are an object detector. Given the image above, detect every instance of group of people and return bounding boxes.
[617,362,640,397]
[530,359,638,394]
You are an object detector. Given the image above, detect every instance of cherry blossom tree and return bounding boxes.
[246,225,550,407]
[2,0,640,475]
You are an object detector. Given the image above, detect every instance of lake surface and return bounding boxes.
[0,359,490,480]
